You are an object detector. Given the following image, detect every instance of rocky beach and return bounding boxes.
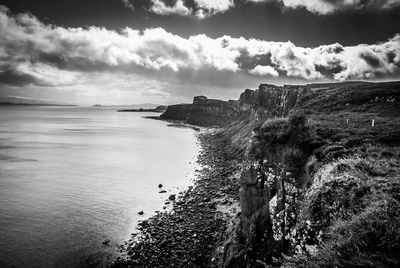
[113,130,244,267]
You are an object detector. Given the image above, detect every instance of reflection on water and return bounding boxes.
[0,106,199,267]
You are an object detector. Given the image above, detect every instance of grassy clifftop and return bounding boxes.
[223,81,400,267]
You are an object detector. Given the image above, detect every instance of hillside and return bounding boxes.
[220,81,400,267]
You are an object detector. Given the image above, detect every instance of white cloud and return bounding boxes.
[0,5,399,91]
[250,0,400,15]
[249,65,279,77]
[137,0,400,18]
[150,0,192,16]
[147,0,234,18]
[194,0,234,18]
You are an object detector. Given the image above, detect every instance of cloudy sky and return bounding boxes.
[0,0,400,105]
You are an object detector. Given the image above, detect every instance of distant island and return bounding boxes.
[0,96,76,106]
[92,103,163,109]
[117,105,167,113]
[0,102,76,106]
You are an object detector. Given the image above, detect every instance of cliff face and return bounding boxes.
[187,96,239,126]
[239,84,309,117]
[160,96,239,126]
[159,104,192,121]
[223,81,400,267]
[160,84,307,127]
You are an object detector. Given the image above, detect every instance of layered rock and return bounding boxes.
[159,84,307,127]
[160,96,239,127]
[187,96,239,126]
[159,104,192,121]
[238,84,309,117]
[223,166,275,267]
[223,81,400,267]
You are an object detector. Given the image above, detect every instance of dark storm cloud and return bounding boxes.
[2,0,400,48]
[0,68,37,87]
[124,0,400,18]
[1,5,400,90]
[360,52,383,68]
[236,51,273,71]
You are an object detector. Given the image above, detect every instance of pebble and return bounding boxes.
[113,132,242,268]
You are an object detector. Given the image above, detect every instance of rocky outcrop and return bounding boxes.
[223,166,275,267]
[238,84,309,118]
[187,96,239,126]
[159,104,192,121]
[160,96,239,126]
[160,84,307,127]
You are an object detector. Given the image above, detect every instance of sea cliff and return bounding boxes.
[115,81,400,268]
[159,84,308,127]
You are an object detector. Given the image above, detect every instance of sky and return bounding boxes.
[0,0,400,105]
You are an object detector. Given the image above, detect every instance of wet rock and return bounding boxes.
[159,190,167,193]
[158,184,163,188]
[113,131,243,268]
[138,210,144,215]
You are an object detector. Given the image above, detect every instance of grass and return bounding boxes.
[223,81,400,267]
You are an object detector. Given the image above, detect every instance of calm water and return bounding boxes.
[0,106,199,267]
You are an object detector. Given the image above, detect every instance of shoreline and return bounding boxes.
[112,130,244,267]
[144,116,202,131]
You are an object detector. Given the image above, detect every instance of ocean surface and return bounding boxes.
[0,106,199,267]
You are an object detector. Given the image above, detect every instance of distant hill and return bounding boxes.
[0,96,76,106]
[117,105,167,113]
[92,103,161,109]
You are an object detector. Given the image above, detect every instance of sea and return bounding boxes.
[0,106,200,267]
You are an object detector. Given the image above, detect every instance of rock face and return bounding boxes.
[187,96,239,126]
[238,84,309,117]
[160,96,239,126]
[159,84,307,127]
[159,104,192,121]
[223,166,275,267]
